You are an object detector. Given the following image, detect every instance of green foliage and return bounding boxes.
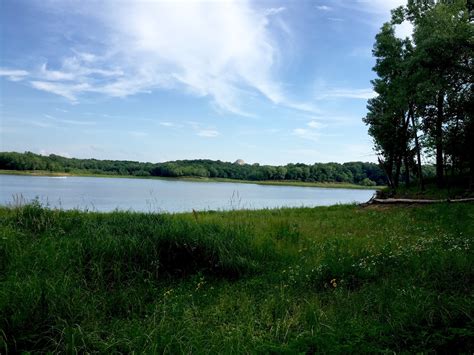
[364,0,473,189]
[360,177,376,186]
[1,203,473,353]
[0,151,387,186]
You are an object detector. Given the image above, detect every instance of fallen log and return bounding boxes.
[365,197,474,205]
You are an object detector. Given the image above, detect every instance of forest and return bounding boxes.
[0,151,390,186]
[364,0,473,190]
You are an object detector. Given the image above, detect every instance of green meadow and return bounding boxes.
[1,202,473,353]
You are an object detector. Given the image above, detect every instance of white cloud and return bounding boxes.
[264,7,286,16]
[355,0,413,38]
[10,1,318,115]
[71,50,97,63]
[307,114,365,126]
[30,81,90,101]
[39,149,71,158]
[315,88,377,100]
[0,68,29,82]
[43,113,96,126]
[61,119,95,126]
[175,121,220,137]
[292,128,321,142]
[316,5,332,11]
[197,129,219,138]
[307,120,326,129]
[292,119,329,142]
[39,63,76,81]
[355,0,406,14]
[394,20,413,38]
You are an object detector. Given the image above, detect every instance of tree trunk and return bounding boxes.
[410,106,424,190]
[404,155,410,186]
[402,111,411,187]
[378,155,393,189]
[394,154,401,188]
[470,156,474,191]
[387,154,394,187]
[436,92,445,187]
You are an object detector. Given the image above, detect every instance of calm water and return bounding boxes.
[0,175,375,213]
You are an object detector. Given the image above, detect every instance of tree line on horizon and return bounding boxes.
[0,151,400,186]
[364,0,473,190]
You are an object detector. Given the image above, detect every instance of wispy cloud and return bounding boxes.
[159,120,219,138]
[345,0,412,37]
[316,5,332,11]
[315,88,377,100]
[2,1,320,115]
[39,149,71,158]
[292,120,327,142]
[197,129,220,138]
[30,81,89,102]
[307,120,326,129]
[0,68,29,82]
[293,128,320,142]
[27,120,54,128]
[159,121,178,127]
[355,0,406,14]
[43,114,96,126]
[306,114,363,126]
[264,7,286,16]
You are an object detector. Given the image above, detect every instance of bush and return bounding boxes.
[360,178,376,186]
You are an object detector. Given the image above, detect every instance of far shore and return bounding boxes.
[0,169,383,190]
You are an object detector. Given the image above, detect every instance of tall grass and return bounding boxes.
[0,202,473,353]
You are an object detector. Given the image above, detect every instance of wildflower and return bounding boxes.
[330,278,337,288]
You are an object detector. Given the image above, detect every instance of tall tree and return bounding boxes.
[365,0,473,189]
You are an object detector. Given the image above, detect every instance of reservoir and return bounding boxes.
[0,174,375,213]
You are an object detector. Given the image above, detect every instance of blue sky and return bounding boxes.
[0,0,411,164]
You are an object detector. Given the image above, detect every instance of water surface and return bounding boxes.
[0,174,375,213]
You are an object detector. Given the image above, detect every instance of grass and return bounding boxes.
[380,181,474,200]
[0,169,382,190]
[0,202,473,353]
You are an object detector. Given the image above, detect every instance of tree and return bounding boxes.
[364,0,473,189]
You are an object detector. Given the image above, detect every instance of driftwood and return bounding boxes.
[362,197,474,206]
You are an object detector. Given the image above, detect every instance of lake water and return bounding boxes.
[0,175,375,213]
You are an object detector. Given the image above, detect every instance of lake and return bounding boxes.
[0,174,375,213]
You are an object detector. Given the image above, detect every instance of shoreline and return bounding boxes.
[0,169,383,190]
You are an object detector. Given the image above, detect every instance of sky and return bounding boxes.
[0,0,411,165]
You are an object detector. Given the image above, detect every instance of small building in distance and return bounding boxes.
[234,159,245,165]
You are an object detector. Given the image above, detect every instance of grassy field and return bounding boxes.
[0,169,381,190]
[0,202,473,353]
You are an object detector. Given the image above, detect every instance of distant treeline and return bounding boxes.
[0,151,395,186]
